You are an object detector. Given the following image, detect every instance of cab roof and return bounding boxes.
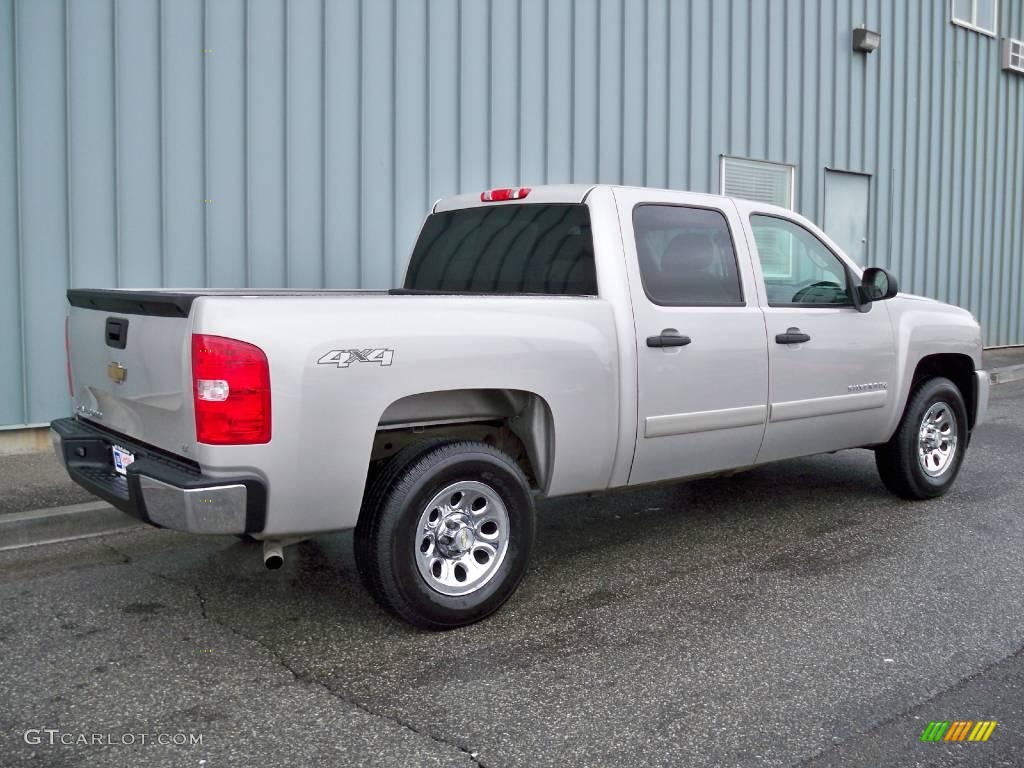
[433,184,596,212]
[432,183,766,213]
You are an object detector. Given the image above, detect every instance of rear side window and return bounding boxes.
[404,204,597,295]
[632,205,744,306]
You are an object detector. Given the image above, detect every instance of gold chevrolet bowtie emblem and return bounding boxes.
[107,362,127,384]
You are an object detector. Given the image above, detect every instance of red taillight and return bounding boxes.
[191,334,271,445]
[65,316,73,398]
[480,186,531,202]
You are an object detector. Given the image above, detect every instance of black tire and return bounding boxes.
[875,376,968,500]
[354,440,535,630]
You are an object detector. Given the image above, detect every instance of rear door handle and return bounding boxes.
[775,327,811,345]
[647,330,692,348]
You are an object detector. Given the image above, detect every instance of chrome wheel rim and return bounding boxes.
[414,481,510,597]
[918,401,958,478]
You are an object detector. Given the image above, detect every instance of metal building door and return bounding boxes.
[823,170,870,265]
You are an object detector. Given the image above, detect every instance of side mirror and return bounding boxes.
[860,267,899,302]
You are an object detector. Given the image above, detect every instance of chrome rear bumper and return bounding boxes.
[50,417,266,535]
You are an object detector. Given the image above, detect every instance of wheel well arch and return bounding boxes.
[910,353,977,429]
[371,388,555,491]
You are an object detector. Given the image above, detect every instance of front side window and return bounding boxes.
[405,203,596,295]
[749,215,852,306]
[952,0,998,36]
[632,205,743,306]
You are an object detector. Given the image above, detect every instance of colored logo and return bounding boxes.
[920,720,997,742]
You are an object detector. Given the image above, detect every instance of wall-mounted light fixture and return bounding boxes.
[853,26,881,53]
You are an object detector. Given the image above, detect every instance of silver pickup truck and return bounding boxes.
[53,184,989,629]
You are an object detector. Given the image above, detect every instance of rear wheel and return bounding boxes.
[875,376,968,500]
[354,440,535,630]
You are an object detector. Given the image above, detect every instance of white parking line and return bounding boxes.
[0,501,143,552]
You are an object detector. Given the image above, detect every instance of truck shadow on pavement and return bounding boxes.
[155,447,921,640]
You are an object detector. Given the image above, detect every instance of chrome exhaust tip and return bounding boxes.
[263,540,284,570]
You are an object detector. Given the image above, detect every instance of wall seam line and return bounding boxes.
[113,0,122,287]
[390,0,397,284]
[243,0,251,287]
[320,0,326,288]
[516,0,523,184]
[63,0,73,291]
[424,0,430,210]
[201,0,209,286]
[12,0,29,423]
[618,0,624,182]
[283,0,289,286]
[569,0,575,182]
[594,0,601,180]
[158,0,166,287]
[484,0,491,187]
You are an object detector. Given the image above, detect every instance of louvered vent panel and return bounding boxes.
[1003,38,1024,74]
[721,156,794,209]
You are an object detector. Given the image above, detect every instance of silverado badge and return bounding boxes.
[847,381,887,393]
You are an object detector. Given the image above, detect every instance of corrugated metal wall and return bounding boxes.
[1,0,1022,429]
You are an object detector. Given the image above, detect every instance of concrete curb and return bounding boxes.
[0,501,143,552]
[991,364,1024,386]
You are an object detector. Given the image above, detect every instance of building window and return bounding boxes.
[720,156,796,210]
[951,0,998,37]
[1003,38,1024,74]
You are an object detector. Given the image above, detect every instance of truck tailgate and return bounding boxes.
[67,289,195,455]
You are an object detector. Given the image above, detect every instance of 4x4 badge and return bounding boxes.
[317,348,394,369]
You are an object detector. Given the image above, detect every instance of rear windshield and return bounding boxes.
[403,203,597,295]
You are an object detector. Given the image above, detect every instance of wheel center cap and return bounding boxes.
[436,513,474,556]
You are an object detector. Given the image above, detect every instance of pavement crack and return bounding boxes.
[202,613,485,766]
[100,540,132,565]
[192,583,208,620]
[793,641,1024,766]
[89,539,484,763]
[101,541,212,622]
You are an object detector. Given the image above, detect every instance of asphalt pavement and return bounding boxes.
[1,381,1023,767]
[0,452,93,516]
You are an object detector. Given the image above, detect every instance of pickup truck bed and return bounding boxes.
[61,285,622,536]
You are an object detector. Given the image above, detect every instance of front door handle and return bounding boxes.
[775,327,811,344]
[647,330,692,348]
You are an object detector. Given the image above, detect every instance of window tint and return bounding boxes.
[749,215,852,306]
[632,205,743,306]
[404,204,596,295]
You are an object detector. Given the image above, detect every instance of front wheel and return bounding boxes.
[354,440,535,630]
[875,376,968,500]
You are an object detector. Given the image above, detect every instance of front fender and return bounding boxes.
[883,295,983,438]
